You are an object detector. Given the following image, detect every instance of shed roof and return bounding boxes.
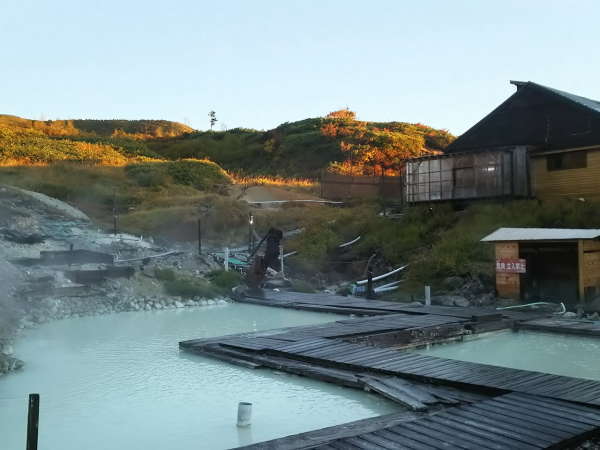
[481,227,600,242]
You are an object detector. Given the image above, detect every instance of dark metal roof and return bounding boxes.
[446,81,600,153]
[512,80,600,115]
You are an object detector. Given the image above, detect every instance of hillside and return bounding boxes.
[0,112,453,176]
[147,114,454,177]
[0,115,194,138]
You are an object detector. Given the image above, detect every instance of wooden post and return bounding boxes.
[26,393,39,450]
[366,271,374,299]
[279,245,284,277]
[197,218,202,256]
[248,214,254,253]
[112,192,118,236]
[578,239,585,302]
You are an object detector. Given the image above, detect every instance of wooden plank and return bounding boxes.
[507,394,600,422]
[495,395,600,428]
[361,377,428,411]
[372,428,447,450]
[414,415,534,450]
[479,400,584,434]
[343,436,392,450]
[470,403,570,440]
[421,415,536,450]
[446,409,555,446]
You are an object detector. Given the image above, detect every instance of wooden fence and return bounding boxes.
[320,172,404,201]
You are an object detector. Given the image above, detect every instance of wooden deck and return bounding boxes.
[520,317,600,337]
[239,290,549,323]
[180,290,600,448]
[239,392,600,450]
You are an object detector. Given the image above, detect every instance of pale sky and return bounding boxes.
[1,0,599,135]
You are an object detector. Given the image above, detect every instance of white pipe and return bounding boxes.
[425,285,431,306]
[374,285,400,293]
[247,200,343,205]
[339,235,361,248]
[376,280,404,290]
[356,265,408,285]
[279,245,284,276]
[496,301,559,310]
[224,247,229,272]
[283,251,297,258]
[237,402,252,427]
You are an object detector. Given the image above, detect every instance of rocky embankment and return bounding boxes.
[0,185,230,376]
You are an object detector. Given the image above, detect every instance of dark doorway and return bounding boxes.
[520,242,579,306]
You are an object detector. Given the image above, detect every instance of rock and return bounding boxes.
[175,301,184,308]
[473,292,496,307]
[443,276,464,291]
[563,311,578,318]
[587,312,600,321]
[431,295,470,307]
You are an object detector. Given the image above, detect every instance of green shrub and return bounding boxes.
[125,163,171,187]
[163,278,220,298]
[207,270,243,291]
[125,159,231,190]
[155,268,176,281]
[166,159,231,189]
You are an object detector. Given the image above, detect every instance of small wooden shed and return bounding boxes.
[481,228,600,305]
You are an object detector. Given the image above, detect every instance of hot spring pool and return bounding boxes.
[411,329,600,381]
[0,303,397,450]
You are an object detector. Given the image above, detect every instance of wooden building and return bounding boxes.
[407,81,600,203]
[481,228,600,306]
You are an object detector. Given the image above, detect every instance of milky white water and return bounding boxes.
[412,330,600,380]
[0,304,397,450]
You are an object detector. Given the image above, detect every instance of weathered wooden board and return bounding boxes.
[238,392,600,450]
[520,318,600,337]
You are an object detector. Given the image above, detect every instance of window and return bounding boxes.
[547,151,587,171]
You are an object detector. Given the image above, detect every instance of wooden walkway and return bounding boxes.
[240,290,548,323]
[239,392,600,449]
[180,291,600,448]
[520,317,600,337]
[181,311,600,406]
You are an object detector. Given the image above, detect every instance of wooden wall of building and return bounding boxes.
[532,147,600,200]
[579,239,600,301]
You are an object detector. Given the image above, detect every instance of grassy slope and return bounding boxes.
[146,118,454,177]
[0,115,194,138]
[267,198,600,296]
[0,114,453,177]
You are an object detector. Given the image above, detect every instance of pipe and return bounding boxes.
[26,393,39,450]
[375,280,404,290]
[339,235,361,248]
[224,247,229,272]
[374,285,400,293]
[496,301,560,310]
[237,402,252,427]
[425,285,431,306]
[356,265,408,285]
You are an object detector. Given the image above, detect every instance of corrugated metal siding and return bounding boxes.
[533,147,600,199]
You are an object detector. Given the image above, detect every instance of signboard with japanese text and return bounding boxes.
[496,258,526,274]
